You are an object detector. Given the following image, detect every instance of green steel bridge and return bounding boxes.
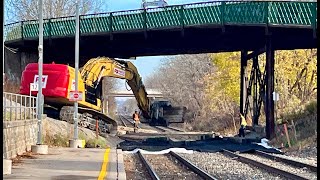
[4,1,317,139]
[4,1,317,58]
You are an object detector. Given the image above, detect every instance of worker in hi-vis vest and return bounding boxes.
[132,110,140,133]
[239,113,247,137]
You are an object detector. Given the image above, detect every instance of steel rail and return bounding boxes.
[254,150,317,172]
[119,115,128,127]
[152,126,166,132]
[154,126,183,133]
[119,114,135,127]
[137,151,160,180]
[166,126,184,132]
[222,150,309,180]
[169,151,219,180]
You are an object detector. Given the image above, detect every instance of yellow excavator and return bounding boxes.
[20,57,186,135]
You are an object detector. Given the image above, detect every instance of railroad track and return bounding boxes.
[118,114,135,128]
[118,112,186,134]
[137,151,218,180]
[222,150,317,180]
[154,125,184,133]
[124,149,317,180]
[119,114,175,133]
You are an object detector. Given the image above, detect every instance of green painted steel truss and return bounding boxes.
[4,1,317,42]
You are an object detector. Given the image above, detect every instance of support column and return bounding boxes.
[240,50,248,119]
[253,56,259,126]
[265,36,275,139]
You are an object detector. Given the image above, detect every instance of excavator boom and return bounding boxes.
[77,57,185,125]
[80,57,150,118]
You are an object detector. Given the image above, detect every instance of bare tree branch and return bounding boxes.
[6,0,107,23]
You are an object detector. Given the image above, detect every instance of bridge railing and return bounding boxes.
[4,1,317,42]
[3,92,37,121]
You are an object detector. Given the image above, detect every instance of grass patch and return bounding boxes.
[78,130,108,148]
[43,132,69,147]
[85,137,108,148]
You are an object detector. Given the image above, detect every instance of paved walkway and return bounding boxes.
[3,147,125,180]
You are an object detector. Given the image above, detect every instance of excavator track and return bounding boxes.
[60,106,118,136]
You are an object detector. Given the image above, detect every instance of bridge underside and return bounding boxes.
[5,24,316,139]
[5,25,316,67]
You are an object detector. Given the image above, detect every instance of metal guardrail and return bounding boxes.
[3,92,37,121]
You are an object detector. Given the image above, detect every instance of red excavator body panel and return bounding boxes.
[19,63,70,98]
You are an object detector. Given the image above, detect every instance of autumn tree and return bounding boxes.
[205,49,317,133]
[273,49,317,115]
[205,52,241,133]
[144,49,316,134]
[144,54,213,124]
[6,0,107,22]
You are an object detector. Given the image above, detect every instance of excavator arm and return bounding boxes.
[79,57,150,118]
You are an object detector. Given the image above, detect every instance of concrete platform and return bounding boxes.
[3,147,126,180]
[31,144,48,154]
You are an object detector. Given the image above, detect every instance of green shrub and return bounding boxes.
[305,101,317,114]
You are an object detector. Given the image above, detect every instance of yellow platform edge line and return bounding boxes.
[97,148,111,180]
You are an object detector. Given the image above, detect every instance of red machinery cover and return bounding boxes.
[20,63,70,98]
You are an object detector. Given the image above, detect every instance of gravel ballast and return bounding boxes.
[272,153,317,167]
[178,152,285,180]
[241,153,317,180]
[286,146,317,160]
[124,154,151,180]
[144,154,202,180]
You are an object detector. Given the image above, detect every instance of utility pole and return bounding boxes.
[37,0,44,145]
[74,0,80,140]
[30,0,48,155]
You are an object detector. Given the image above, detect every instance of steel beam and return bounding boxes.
[265,36,275,139]
[246,47,265,61]
[256,67,265,124]
[243,49,266,126]
[240,50,248,118]
[244,67,254,119]
[253,56,259,125]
